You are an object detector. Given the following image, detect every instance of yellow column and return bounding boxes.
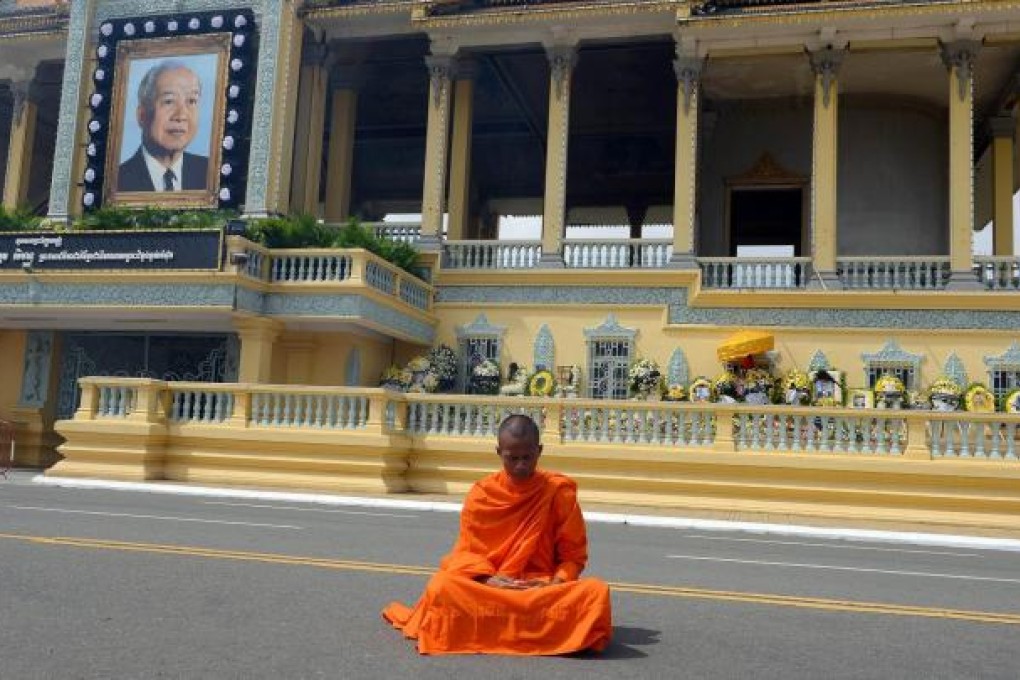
[290,42,329,216]
[420,52,455,250]
[324,70,362,223]
[808,47,844,286]
[447,58,478,242]
[3,82,36,209]
[670,54,702,268]
[941,40,981,288]
[540,44,577,267]
[234,317,284,383]
[989,116,1014,256]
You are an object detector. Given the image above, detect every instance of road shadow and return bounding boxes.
[571,626,661,660]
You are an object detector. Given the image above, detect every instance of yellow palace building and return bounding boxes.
[2,0,1020,532]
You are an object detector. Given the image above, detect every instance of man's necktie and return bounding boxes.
[163,168,176,192]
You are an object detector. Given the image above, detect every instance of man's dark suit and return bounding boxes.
[117,147,209,192]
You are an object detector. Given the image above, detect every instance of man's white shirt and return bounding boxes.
[141,146,185,191]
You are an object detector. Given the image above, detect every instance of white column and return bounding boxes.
[669,53,703,268]
[808,47,844,287]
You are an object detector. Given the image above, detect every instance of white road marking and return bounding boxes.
[665,554,1020,584]
[201,500,418,518]
[680,534,980,557]
[9,505,301,529]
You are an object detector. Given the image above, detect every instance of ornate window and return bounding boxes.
[861,340,922,391]
[984,343,1020,400]
[584,315,636,399]
[455,314,506,393]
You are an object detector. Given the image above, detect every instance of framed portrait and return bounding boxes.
[82,10,255,212]
[104,34,228,207]
[810,369,843,405]
[848,389,874,410]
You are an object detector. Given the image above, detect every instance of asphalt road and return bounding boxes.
[1,475,1018,679]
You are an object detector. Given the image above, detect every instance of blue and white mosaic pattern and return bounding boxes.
[533,324,554,371]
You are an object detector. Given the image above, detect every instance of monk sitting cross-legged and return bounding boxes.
[382,414,613,655]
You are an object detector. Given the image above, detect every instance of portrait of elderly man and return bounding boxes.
[117,59,209,192]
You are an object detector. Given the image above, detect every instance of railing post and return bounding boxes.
[544,400,564,444]
[128,379,167,424]
[366,390,388,434]
[388,394,408,434]
[713,406,734,452]
[229,388,251,428]
[349,250,365,284]
[903,413,931,460]
[74,379,100,421]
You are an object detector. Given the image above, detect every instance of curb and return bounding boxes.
[33,475,1020,553]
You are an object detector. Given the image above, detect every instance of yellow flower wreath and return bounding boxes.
[528,370,556,397]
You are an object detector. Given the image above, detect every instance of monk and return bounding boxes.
[382,414,613,655]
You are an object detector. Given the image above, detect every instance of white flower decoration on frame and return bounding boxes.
[83,192,95,207]
[188,18,201,30]
[84,168,96,182]
[144,21,156,34]
[230,59,243,72]
[100,23,113,36]
[221,163,232,177]
[90,93,103,108]
[227,109,239,124]
[94,69,105,81]
[228,85,240,99]
[123,23,135,36]
[97,45,108,59]
[167,20,178,31]
[222,136,235,151]
[219,188,231,201]
[234,15,247,28]
[211,16,224,29]
[233,34,246,48]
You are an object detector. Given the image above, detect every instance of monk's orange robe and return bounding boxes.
[382,469,612,655]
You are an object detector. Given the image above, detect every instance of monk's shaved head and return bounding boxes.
[498,414,540,445]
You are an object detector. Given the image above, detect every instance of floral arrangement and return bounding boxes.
[963,383,995,412]
[473,359,500,378]
[471,359,501,395]
[782,369,811,405]
[380,365,404,389]
[528,370,556,397]
[628,359,662,397]
[1003,388,1020,413]
[407,355,431,373]
[927,376,962,411]
[688,377,714,402]
[713,371,739,402]
[427,344,459,390]
[664,384,687,401]
[874,373,905,396]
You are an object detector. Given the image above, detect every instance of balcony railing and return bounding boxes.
[367,221,421,244]
[699,257,811,289]
[973,256,1020,291]
[837,257,951,290]
[443,240,541,269]
[563,239,673,269]
[227,237,433,312]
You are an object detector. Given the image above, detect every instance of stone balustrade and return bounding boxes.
[837,256,951,290]
[225,237,432,312]
[442,240,541,269]
[563,239,673,269]
[699,257,811,289]
[50,379,1020,526]
[973,256,1020,291]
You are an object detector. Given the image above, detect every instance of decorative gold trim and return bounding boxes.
[680,0,1020,30]
[414,0,679,28]
[726,152,807,186]
[302,1,415,20]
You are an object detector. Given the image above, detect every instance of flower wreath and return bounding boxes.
[688,377,714,402]
[528,370,556,397]
[963,383,996,413]
[1003,388,1020,413]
